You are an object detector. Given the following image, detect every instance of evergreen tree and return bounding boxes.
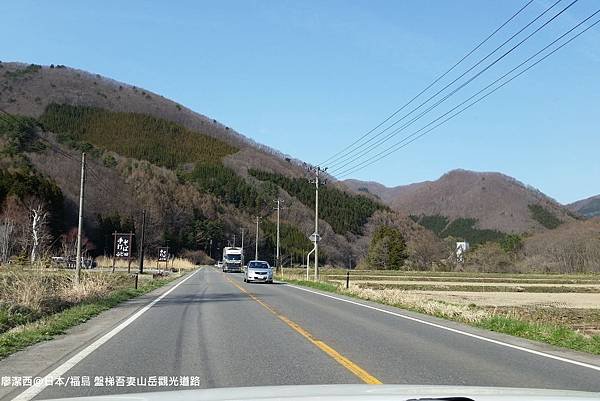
[367,225,408,270]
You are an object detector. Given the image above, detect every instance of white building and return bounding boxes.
[455,241,470,263]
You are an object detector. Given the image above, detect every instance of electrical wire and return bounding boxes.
[319,0,535,166]
[325,0,568,170]
[0,107,113,194]
[328,0,578,174]
[335,12,600,179]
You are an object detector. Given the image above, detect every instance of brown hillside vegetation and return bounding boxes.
[568,194,600,219]
[0,61,441,267]
[521,218,600,273]
[346,169,575,234]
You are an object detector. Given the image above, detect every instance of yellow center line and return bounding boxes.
[224,275,382,385]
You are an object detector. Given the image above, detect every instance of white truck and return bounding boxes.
[222,247,243,272]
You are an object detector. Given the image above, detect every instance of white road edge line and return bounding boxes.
[13,268,203,401]
[286,284,600,373]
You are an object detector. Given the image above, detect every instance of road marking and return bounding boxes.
[286,284,600,373]
[13,268,203,401]
[224,275,382,385]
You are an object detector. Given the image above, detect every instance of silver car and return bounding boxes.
[243,260,273,283]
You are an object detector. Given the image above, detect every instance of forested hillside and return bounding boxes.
[0,61,438,267]
[249,169,386,235]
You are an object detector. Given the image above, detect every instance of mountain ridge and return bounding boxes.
[344,169,576,234]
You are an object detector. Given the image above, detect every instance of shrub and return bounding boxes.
[500,234,523,253]
[102,154,117,168]
[465,242,514,273]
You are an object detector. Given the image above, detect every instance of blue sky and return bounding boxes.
[1,0,598,203]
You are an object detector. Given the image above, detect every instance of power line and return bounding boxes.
[328,0,578,174]
[325,0,568,170]
[336,14,600,178]
[36,136,114,194]
[335,11,600,179]
[319,0,535,166]
[0,108,114,194]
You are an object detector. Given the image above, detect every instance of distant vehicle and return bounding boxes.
[51,257,96,269]
[244,260,273,283]
[222,247,243,272]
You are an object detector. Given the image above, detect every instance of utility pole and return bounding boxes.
[233,234,236,247]
[255,216,260,261]
[310,166,326,281]
[139,209,146,274]
[75,152,86,284]
[240,228,245,265]
[273,199,283,272]
[314,168,319,281]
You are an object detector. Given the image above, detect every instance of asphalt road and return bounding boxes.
[23,267,600,399]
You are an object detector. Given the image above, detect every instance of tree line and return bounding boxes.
[249,169,386,235]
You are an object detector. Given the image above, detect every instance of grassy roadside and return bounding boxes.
[0,275,179,359]
[284,278,600,355]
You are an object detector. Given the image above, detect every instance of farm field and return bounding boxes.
[281,268,600,339]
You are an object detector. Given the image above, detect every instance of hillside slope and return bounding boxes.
[0,61,442,266]
[568,195,600,219]
[345,169,576,234]
[0,62,302,177]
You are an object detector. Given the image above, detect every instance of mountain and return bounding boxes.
[344,169,577,237]
[568,195,600,219]
[0,61,444,266]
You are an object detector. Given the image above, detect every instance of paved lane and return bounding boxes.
[36,268,360,399]
[31,267,600,399]
[227,270,600,391]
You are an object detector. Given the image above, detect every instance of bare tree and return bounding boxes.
[28,200,50,265]
[61,227,79,259]
[0,215,15,263]
[0,196,29,263]
[61,227,93,259]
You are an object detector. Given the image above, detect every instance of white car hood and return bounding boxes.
[45,384,600,400]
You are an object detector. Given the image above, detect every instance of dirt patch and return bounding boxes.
[410,290,600,309]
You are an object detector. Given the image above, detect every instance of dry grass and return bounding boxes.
[95,256,196,270]
[58,274,126,304]
[342,284,491,323]
[0,269,135,333]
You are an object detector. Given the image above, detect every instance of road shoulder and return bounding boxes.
[0,269,200,401]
